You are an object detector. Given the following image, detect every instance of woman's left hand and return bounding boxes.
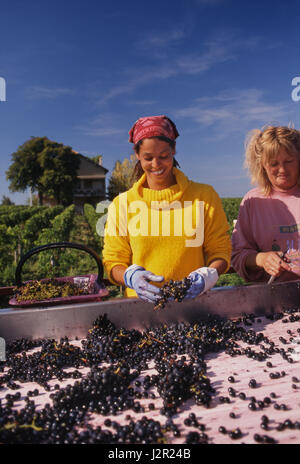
[256,251,291,277]
[184,267,219,299]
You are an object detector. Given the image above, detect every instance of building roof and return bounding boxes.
[72,151,109,174]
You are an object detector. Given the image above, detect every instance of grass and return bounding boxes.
[215,273,247,287]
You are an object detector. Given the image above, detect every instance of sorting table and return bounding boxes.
[1,311,300,444]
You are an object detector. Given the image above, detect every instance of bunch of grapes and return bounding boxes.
[154,277,192,311]
[14,279,88,302]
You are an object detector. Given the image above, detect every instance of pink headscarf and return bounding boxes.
[129,115,179,144]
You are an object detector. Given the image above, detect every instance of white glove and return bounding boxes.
[184,267,218,299]
[124,264,164,303]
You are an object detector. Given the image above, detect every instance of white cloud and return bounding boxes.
[174,88,290,138]
[75,114,125,138]
[25,85,76,100]
[128,99,157,106]
[83,127,125,137]
[95,28,276,106]
[175,37,236,75]
[96,66,177,105]
[97,32,238,105]
[139,29,186,50]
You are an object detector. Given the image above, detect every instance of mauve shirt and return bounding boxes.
[231,185,300,282]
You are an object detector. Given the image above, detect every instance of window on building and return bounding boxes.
[83,180,93,190]
[94,179,105,191]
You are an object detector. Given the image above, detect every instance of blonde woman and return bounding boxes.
[232,125,300,282]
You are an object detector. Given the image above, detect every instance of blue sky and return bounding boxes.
[1,0,300,203]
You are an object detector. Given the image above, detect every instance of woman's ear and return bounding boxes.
[172,142,176,156]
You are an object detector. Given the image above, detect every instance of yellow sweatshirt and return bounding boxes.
[102,168,231,297]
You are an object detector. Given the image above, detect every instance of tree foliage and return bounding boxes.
[6,137,80,206]
[89,155,102,165]
[1,195,15,206]
[107,155,136,200]
[221,198,242,234]
[6,137,44,202]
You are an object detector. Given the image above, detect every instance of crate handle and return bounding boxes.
[15,242,104,287]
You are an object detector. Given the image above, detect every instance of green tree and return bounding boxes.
[1,195,15,205]
[6,137,80,206]
[38,142,80,205]
[107,155,136,200]
[90,155,103,165]
[6,137,45,204]
[221,198,242,235]
[26,193,40,206]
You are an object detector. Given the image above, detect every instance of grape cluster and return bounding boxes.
[13,278,89,302]
[155,356,215,415]
[154,277,192,311]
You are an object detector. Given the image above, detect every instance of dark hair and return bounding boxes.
[131,135,180,182]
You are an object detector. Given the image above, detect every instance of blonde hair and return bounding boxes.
[244,125,300,195]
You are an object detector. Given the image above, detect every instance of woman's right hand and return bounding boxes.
[124,264,164,303]
[256,251,291,277]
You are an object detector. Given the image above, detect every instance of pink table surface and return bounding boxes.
[1,315,300,444]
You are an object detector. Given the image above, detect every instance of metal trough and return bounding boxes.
[1,280,299,342]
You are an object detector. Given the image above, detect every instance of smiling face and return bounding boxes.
[135,137,176,190]
[263,148,300,191]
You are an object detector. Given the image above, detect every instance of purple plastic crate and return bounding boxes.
[9,273,109,309]
[10,242,110,309]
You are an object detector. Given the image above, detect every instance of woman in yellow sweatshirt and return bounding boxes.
[102,115,231,303]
